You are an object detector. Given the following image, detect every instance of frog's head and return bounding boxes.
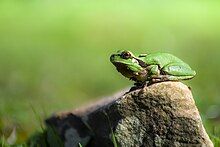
[110,50,135,63]
[110,50,147,81]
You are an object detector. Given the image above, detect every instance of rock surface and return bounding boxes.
[44,82,213,147]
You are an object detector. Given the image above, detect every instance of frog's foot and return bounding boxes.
[129,77,136,81]
[149,75,171,84]
[129,82,146,92]
[134,82,147,88]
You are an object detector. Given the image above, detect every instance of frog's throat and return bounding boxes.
[114,62,148,82]
[114,62,135,78]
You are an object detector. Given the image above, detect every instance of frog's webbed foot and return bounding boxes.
[148,75,170,85]
[134,82,146,87]
[129,82,147,92]
[129,77,136,81]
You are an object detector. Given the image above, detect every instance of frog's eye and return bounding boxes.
[121,51,132,59]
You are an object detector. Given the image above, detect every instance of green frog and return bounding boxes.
[110,50,196,85]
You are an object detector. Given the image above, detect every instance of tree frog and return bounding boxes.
[110,50,196,85]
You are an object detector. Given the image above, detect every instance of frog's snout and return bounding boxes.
[110,54,115,62]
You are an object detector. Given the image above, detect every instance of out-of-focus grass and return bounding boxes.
[0,0,220,144]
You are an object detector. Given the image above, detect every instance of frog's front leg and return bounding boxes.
[144,64,162,85]
[146,65,160,76]
[146,64,178,84]
[130,65,161,90]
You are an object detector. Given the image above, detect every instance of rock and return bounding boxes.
[44,82,213,147]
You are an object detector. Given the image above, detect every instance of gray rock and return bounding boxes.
[45,82,213,147]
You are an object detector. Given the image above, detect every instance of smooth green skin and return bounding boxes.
[110,50,196,83]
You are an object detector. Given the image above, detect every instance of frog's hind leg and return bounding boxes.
[162,62,196,79]
[150,62,196,83]
[149,75,195,84]
[151,75,194,82]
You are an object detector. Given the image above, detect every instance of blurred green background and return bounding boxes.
[0,0,220,144]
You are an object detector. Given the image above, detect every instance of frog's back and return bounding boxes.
[143,53,186,67]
